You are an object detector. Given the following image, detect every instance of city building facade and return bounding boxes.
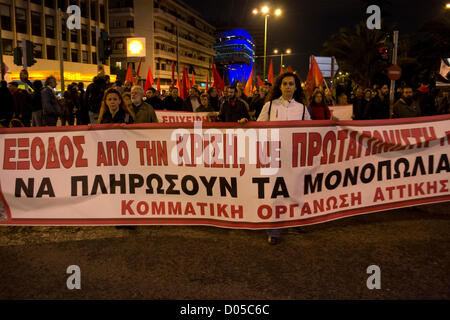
[109,0,216,90]
[0,0,112,89]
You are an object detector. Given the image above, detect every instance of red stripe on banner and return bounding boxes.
[3,195,450,227]
[1,114,449,134]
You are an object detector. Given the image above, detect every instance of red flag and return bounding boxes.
[157,77,160,91]
[206,73,209,91]
[182,65,190,99]
[212,63,225,95]
[305,55,325,94]
[191,71,196,86]
[171,61,175,86]
[125,64,134,84]
[135,58,142,83]
[144,66,154,92]
[244,68,253,96]
[176,74,181,90]
[288,66,294,73]
[256,76,264,87]
[267,60,274,84]
[279,66,285,76]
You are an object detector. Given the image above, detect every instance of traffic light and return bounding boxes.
[25,40,37,67]
[13,47,23,66]
[377,45,391,61]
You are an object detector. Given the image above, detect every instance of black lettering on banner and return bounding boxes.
[110,174,126,194]
[36,177,55,197]
[181,175,199,195]
[165,175,180,195]
[252,177,270,199]
[91,175,108,195]
[411,156,426,177]
[71,176,88,196]
[304,173,323,195]
[377,160,392,181]
[428,155,434,174]
[325,170,342,190]
[220,177,237,198]
[146,174,164,194]
[271,177,290,198]
[15,178,34,197]
[394,158,411,178]
[343,166,359,187]
[129,174,144,194]
[436,154,450,173]
[200,176,217,196]
[360,163,375,183]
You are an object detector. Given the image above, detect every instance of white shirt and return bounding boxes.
[257,97,311,121]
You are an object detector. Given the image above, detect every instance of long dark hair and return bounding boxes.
[98,88,135,123]
[265,72,305,104]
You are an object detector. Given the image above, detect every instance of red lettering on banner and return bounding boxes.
[257,205,272,219]
[197,202,208,215]
[410,128,423,149]
[46,137,60,169]
[73,136,88,167]
[307,132,322,166]
[345,131,358,161]
[423,127,437,148]
[3,139,16,169]
[275,205,287,218]
[136,141,168,166]
[301,203,312,216]
[373,187,385,202]
[122,200,135,215]
[439,180,448,193]
[337,130,348,162]
[292,132,307,167]
[59,136,74,169]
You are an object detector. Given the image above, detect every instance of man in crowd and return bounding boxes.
[85,76,107,124]
[8,81,32,126]
[392,86,421,118]
[145,88,163,110]
[131,86,158,123]
[41,76,61,126]
[350,86,364,120]
[0,80,14,126]
[250,82,272,120]
[162,87,184,111]
[436,89,449,114]
[218,85,249,123]
[183,87,201,112]
[207,87,219,111]
[364,83,390,119]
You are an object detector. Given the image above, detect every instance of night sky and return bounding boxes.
[186,0,446,79]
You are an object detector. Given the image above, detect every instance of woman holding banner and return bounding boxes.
[98,88,135,124]
[257,72,312,245]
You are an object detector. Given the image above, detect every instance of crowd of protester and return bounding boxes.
[1,72,449,129]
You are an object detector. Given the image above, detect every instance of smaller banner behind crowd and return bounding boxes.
[0,114,449,228]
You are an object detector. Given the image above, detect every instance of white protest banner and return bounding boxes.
[1,115,449,228]
[156,110,219,123]
[329,105,353,120]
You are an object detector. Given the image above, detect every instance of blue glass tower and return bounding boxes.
[214,29,255,85]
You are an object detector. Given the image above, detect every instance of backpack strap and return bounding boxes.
[268,100,273,120]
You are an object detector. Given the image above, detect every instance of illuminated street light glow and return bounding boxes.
[275,9,282,16]
[252,8,258,14]
[274,49,279,54]
[286,49,291,54]
[128,40,143,54]
[261,6,269,14]
[446,3,450,8]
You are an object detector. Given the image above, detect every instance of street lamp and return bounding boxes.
[446,3,450,9]
[273,48,292,70]
[253,6,282,80]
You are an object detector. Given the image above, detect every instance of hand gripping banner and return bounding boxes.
[1,115,450,228]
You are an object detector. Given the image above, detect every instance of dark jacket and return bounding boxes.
[218,98,249,122]
[209,96,220,111]
[0,85,14,124]
[250,95,266,119]
[41,86,61,125]
[392,98,421,118]
[145,96,163,110]
[85,77,107,113]
[183,96,201,112]
[100,108,132,124]
[364,94,390,119]
[162,95,184,111]
[196,105,215,112]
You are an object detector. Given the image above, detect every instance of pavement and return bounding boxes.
[0,203,449,300]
